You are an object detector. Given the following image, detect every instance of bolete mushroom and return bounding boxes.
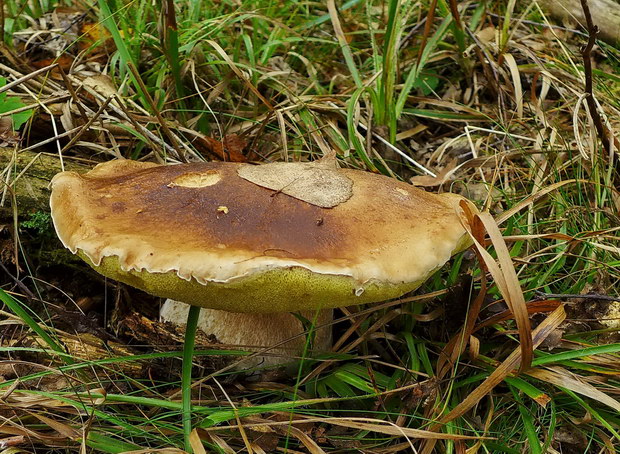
[50,156,474,448]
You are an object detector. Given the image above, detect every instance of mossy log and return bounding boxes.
[0,149,90,218]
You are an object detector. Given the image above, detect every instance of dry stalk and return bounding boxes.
[579,0,611,155]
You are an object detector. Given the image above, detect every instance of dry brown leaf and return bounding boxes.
[190,134,247,162]
[83,75,118,100]
[237,161,353,208]
[476,25,496,45]
[0,118,20,146]
[0,435,25,449]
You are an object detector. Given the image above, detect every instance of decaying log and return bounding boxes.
[539,0,620,46]
[0,149,91,217]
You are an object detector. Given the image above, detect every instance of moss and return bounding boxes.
[79,252,425,313]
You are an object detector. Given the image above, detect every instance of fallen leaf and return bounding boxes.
[238,161,353,208]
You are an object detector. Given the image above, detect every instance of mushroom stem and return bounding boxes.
[160,299,333,370]
[182,305,201,452]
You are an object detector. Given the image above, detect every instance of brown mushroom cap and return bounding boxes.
[50,159,473,313]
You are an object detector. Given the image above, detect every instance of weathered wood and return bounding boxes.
[0,149,91,217]
[539,0,620,46]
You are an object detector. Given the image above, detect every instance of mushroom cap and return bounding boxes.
[50,159,473,313]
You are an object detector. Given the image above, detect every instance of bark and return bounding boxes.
[539,0,620,46]
[0,149,89,218]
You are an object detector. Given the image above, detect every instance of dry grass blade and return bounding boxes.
[420,305,566,454]
[495,179,584,225]
[30,412,80,439]
[0,63,58,95]
[213,416,486,440]
[460,203,533,371]
[273,426,326,454]
[526,367,620,412]
[440,305,565,423]
[326,0,362,88]
[60,96,114,153]
[416,0,438,68]
[503,53,523,119]
[579,0,613,156]
[476,300,562,330]
[206,40,274,110]
[205,433,236,454]
[189,428,207,454]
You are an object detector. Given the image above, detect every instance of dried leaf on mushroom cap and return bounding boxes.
[237,161,354,208]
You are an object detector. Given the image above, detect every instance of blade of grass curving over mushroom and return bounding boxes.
[460,203,534,371]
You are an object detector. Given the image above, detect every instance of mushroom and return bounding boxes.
[49,156,474,448]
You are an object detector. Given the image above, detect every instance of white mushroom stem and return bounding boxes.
[160,299,333,370]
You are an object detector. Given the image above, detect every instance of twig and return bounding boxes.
[126,62,187,162]
[58,66,89,122]
[0,63,58,95]
[0,436,25,449]
[416,0,438,69]
[534,290,620,303]
[0,262,36,300]
[60,96,114,153]
[579,0,611,155]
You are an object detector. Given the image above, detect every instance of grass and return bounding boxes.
[0,0,619,452]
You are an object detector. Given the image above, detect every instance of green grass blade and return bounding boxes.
[533,344,620,366]
[396,14,452,117]
[0,289,70,362]
[97,0,149,107]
